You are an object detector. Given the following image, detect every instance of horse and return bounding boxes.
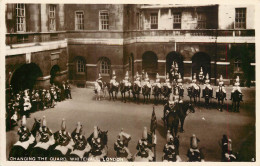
[202,86,213,108]
[87,129,108,161]
[161,85,171,101]
[164,102,195,136]
[231,90,243,112]
[132,83,141,103]
[142,85,151,104]
[187,86,200,104]
[9,118,41,160]
[119,82,130,103]
[107,82,118,101]
[153,85,161,105]
[94,81,103,101]
[216,87,226,112]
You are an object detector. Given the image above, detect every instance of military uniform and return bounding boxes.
[163,134,180,162]
[187,134,205,162]
[216,75,227,99]
[231,76,242,101]
[222,136,236,162]
[134,72,141,88]
[65,81,72,99]
[114,129,132,160]
[153,73,161,88]
[202,74,213,98]
[198,67,204,83]
[89,126,104,156]
[190,74,200,90]
[143,73,152,88]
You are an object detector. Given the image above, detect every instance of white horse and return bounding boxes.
[94,82,102,101]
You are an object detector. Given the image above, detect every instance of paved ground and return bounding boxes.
[6,84,255,161]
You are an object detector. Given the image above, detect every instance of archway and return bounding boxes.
[129,53,134,80]
[142,51,158,79]
[10,63,43,92]
[166,52,184,79]
[192,52,211,78]
[50,65,60,85]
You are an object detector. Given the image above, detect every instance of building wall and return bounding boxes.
[218,5,255,29]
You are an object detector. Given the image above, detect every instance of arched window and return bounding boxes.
[77,59,85,73]
[99,57,111,75]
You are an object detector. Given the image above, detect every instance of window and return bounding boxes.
[75,11,84,30]
[16,4,26,32]
[173,13,181,29]
[234,59,242,72]
[49,5,56,31]
[99,11,109,30]
[197,13,206,29]
[150,13,158,29]
[77,59,85,73]
[235,8,246,29]
[100,58,110,75]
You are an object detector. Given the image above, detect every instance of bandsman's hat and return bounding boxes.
[175,88,179,96]
[98,73,102,80]
[94,126,98,139]
[219,75,224,85]
[76,122,82,134]
[166,130,173,142]
[21,115,26,127]
[175,62,178,68]
[61,118,66,131]
[228,138,232,151]
[42,116,47,127]
[190,134,199,149]
[205,73,210,83]
[200,67,203,73]
[172,62,175,67]
[125,71,129,79]
[142,127,148,139]
[119,128,131,142]
[235,76,240,86]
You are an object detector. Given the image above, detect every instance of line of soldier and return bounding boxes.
[6,81,72,130]
[13,115,238,162]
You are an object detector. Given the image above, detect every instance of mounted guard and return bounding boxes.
[198,67,205,84]
[153,73,162,104]
[162,132,181,162]
[216,75,227,112]
[202,73,213,107]
[230,76,243,112]
[162,73,172,100]
[188,74,200,103]
[114,129,133,161]
[175,73,184,98]
[142,73,152,103]
[187,134,205,162]
[132,72,141,102]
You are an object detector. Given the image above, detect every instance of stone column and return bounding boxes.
[58,4,64,31]
[40,4,48,32]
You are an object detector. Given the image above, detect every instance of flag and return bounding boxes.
[150,106,157,133]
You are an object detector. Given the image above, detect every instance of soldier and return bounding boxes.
[114,129,132,161]
[123,71,131,88]
[230,76,242,101]
[190,74,200,90]
[41,89,46,110]
[55,85,62,102]
[216,75,227,99]
[96,73,103,89]
[17,116,35,146]
[202,73,213,98]
[187,134,205,162]
[54,119,72,146]
[164,73,172,89]
[71,122,90,152]
[153,73,161,88]
[163,132,181,162]
[36,116,55,147]
[143,73,152,88]
[89,126,104,157]
[45,90,52,108]
[110,70,119,88]
[198,67,205,84]
[65,80,72,99]
[135,127,154,161]
[222,136,237,162]
[61,81,66,101]
[134,72,142,88]
[10,111,18,127]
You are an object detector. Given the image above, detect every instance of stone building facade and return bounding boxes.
[5,4,255,91]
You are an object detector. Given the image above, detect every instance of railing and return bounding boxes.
[6,31,66,45]
[123,29,255,38]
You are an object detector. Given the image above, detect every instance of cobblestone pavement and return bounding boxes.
[6,84,255,161]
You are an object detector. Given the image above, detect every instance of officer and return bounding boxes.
[136,127,154,161]
[163,132,181,162]
[198,67,204,83]
[89,126,104,156]
[187,134,205,162]
[216,75,227,100]
[65,80,72,99]
[143,73,152,88]
[202,73,213,98]
[230,76,242,100]
[162,97,177,123]
[114,129,132,161]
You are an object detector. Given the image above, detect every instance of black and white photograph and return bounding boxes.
[3,1,258,164]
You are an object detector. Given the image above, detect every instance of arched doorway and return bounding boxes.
[10,63,43,92]
[192,52,211,78]
[142,51,158,79]
[129,53,134,80]
[50,65,60,85]
[166,52,184,79]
